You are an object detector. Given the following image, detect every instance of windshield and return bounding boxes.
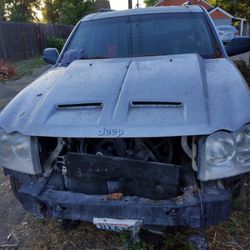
[61,13,221,64]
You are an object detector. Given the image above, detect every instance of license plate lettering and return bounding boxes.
[93,218,142,232]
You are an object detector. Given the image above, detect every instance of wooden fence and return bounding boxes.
[0,22,73,61]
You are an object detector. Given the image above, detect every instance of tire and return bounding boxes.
[9,176,22,201]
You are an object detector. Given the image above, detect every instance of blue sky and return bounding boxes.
[109,0,145,10]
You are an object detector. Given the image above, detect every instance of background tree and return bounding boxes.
[42,0,63,24]
[209,0,250,19]
[144,0,249,19]
[6,0,41,22]
[0,0,7,21]
[58,0,94,25]
[43,0,95,25]
[144,0,158,7]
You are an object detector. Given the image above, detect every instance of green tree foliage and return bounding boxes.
[209,0,250,19]
[6,0,41,22]
[42,0,64,24]
[144,0,250,19]
[144,0,158,7]
[43,0,95,25]
[0,0,7,21]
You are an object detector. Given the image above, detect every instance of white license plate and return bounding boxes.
[93,218,143,232]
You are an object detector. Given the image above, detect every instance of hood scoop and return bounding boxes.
[57,102,103,110]
[131,101,183,108]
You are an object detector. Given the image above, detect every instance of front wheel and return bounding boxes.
[9,176,22,201]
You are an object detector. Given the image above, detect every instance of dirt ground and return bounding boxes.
[0,57,250,250]
[0,63,125,249]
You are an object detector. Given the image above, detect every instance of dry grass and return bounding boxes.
[0,57,46,82]
[207,214,250,249]
[206,179,250,250]
[234,60,250,86]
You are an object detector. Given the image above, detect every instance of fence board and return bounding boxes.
[0,22,73,61]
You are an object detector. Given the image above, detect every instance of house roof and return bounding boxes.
[155,0,213,8]
[208,6,234,19]
[154,0,245,20]
[208,7,246,21]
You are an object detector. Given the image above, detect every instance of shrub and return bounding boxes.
[234,60,250,86]
[47,37,66,52]
[0,60,16,80]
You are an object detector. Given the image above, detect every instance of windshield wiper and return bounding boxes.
[84,56,109,59]
[139,52,169,57]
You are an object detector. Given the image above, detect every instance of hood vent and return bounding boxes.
[131,101,183,107]
[57,102,103,110]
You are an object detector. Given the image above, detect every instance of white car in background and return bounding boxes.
[217,25,239,43]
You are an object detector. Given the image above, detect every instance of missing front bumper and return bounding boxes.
[18,178,231,228]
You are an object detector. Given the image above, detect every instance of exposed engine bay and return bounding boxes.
[39,137,194,200]
[1,134,234,229]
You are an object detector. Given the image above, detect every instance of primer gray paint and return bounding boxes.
[0,54,250,138]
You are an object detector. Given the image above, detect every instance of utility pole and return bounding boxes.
[136,0,139,8]
[128,0,133,9]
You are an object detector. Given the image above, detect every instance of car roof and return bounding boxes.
[217,25,237,30]
[81,6,204,22]
[217,25,235,28]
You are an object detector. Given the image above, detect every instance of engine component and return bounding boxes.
[57,152,180,200]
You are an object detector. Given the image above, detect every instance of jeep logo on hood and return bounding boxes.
[98,127,124,137]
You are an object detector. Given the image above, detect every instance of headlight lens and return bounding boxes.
[198,124,250,181]
[206,132,235,166]
[0,128,40,175]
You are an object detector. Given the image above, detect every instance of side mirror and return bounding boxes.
[226,37,250,57]
[43,48,59,64]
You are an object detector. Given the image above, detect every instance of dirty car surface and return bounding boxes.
[0,6,250,233]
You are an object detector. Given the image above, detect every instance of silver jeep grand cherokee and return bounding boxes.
[0,5,250,238]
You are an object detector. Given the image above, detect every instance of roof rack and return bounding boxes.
[182,1,192,6]
[98,8,115,12]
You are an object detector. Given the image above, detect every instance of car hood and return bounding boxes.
[0,54,250,138]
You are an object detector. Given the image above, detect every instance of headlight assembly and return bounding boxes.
[0,128,41,175]
[235,124,250,164]
[198,124,250,181]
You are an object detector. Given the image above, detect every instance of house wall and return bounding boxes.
[157,0,211,9]
[156,0,233,27]
[209,10,232,26]
[210,10,229,19]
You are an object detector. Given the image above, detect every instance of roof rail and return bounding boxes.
[182,1,192,6]
[98,8,115,13]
